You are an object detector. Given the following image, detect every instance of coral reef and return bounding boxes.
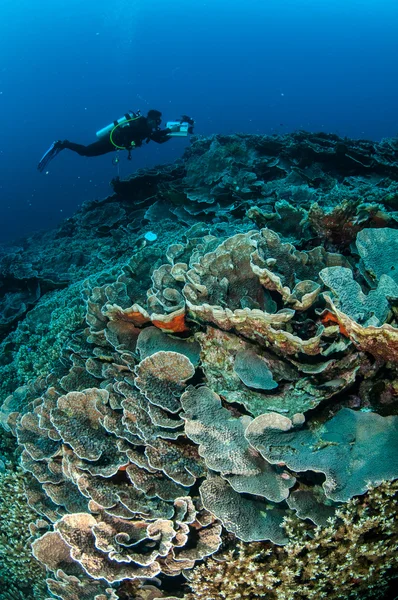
[186,480,398,600]
[2,131,398,344]
[1,131,398,599]
[0,465,47,600]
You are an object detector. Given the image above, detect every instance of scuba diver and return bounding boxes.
[38,109,194,172]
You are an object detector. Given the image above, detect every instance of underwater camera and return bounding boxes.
[166,121,190,136]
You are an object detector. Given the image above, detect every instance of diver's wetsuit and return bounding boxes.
[60,116,172,157]
[38,111,194,172]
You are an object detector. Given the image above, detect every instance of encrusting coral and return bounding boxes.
[0,132,398,599]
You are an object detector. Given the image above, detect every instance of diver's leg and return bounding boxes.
[61,137,114,157]
[38,138,115,172]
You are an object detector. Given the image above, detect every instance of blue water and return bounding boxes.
[1,0,397,242]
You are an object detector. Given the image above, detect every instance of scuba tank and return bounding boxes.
[96,110,141,139]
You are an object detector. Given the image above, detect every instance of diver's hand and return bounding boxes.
[180,115,194,126]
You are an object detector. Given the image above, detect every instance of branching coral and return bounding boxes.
[0,282,85,405]
[186,480,398,600]
[0,465,47,600]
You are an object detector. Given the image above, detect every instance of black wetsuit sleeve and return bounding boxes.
[150,128,172,144]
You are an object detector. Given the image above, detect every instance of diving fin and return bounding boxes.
[37,141,63,172]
